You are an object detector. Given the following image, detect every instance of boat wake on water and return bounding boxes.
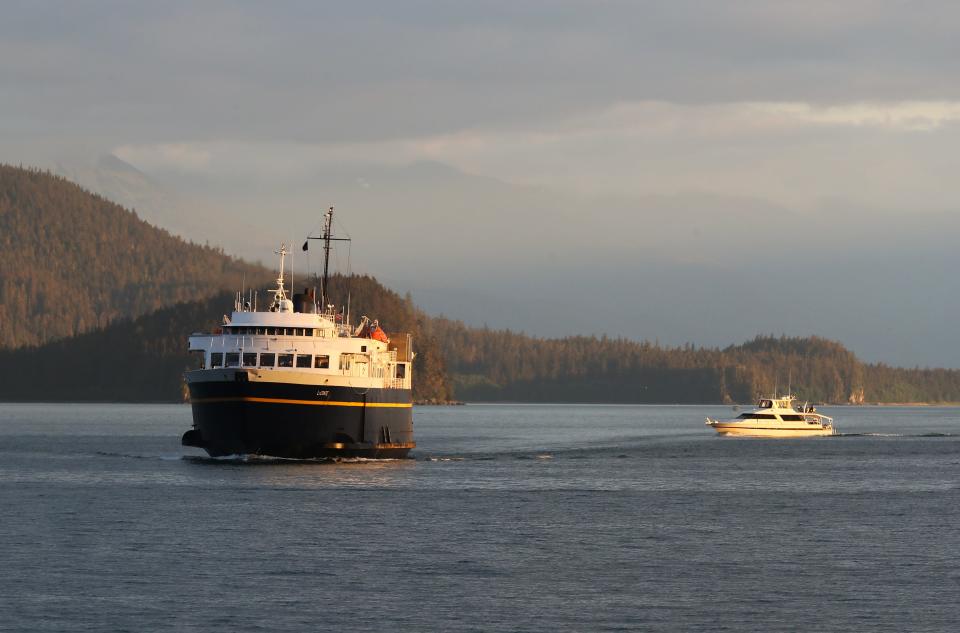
[833,432,955,438]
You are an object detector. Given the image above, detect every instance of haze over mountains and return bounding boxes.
[3,164,958,405]
[53,153,960,369]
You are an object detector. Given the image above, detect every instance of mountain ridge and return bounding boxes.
[0,164,270,349]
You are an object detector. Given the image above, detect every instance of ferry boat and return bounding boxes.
[181,208,414,458]
[705,395,835,437]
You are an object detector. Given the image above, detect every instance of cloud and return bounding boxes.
[744,101,960,132]
[112,99,960,210]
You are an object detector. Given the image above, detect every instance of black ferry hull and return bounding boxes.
[184,370,414,459]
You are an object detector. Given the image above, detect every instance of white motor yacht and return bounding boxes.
[706,395,835,437]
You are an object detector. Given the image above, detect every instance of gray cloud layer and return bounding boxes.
[6,1,960,149]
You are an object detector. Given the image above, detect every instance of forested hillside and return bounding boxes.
[0,275,453,403]
[0,165,270,348]
[428,317,960,404]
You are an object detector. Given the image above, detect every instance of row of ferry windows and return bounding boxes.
[211,352,330,369]
[223,326,325,337]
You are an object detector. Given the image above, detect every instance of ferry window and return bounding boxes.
[210,352,223,368]
[339,355,351,371]
[285,328,294,336]
[225,353,241,367]
[268,327,277,336]
[259,353,275,367]
[256,328,264,335]
[314,355,329,369]
[361,345,367,353]
[278,353,294,368]
[296,354,312,368]
[243,353,257,367]
[396,364,406,379]
[312,329,319,337]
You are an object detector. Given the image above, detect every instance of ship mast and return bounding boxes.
[302,205,351,314]
[273,243,289,305]
[321,206,333,311]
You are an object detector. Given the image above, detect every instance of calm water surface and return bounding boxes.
[1,403,958,631]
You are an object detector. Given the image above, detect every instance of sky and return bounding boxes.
[3,1,960,367]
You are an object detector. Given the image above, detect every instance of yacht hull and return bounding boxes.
[707,422,834,438]
[184,370,414,458]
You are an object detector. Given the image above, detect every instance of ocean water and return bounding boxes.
[1,403,958,632]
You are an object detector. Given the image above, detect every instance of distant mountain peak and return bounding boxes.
[97,153,148,177]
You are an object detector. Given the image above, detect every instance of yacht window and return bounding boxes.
[738,413,776,419]
[296,354,312,368]
[780,414,804,422]
[210,352,223,368]
[225,353,241,367]
[259,353,275,367]
[243,353,257,367]
[278,353,294,368]
[396,364,406,379]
